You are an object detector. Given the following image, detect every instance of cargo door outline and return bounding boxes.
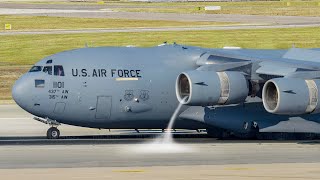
[95,96,112,119]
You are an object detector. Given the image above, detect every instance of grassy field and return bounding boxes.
[0,16,234,31]
[1,27,320,66]
[1,27,320,102]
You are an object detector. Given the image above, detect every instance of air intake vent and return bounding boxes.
[217,72,229,104]
[306,80,318,113]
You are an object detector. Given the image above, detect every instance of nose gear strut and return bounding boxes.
[34,117,61,139]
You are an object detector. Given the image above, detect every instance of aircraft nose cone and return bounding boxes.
[12,75,30,109]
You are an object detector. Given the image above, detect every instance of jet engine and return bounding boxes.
[262,78,320,115]
[175,70,248,106]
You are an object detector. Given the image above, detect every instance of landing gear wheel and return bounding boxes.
[47,127,60,139]
[206,127,231,139]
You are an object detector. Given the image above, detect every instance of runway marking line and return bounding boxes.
[112,170,146,173]
[224,167,255,171]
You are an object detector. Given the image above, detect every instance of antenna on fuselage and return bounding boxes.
[158,41,168,47]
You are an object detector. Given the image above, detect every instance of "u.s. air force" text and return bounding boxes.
[72,69,142,78]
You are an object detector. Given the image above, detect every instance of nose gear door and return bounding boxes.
[95,96,112,119]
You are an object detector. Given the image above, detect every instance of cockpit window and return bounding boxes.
[43,66,52,75]
[46,59,52,64]
[54,65,65,76]
[29,66,42,72]
[35,79,45,88]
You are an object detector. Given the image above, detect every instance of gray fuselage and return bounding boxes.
[13,45,207,129]
[13,45,320,135]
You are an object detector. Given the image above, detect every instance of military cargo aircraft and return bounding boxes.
[12,43,320,139]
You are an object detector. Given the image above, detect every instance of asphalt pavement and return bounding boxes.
[0,104,320,169]
[0,105,319,179]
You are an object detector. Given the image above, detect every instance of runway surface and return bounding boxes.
[1,104,320,179]
[0,104,320,168]
[2,163,320,180]
[1,140,320,168]
[3,8,320,25]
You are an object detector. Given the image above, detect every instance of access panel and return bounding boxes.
[95,96,112,119]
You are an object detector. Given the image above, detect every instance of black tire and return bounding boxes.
[206,127,231,139]
[207,123,259,140]
[47,127,60,139]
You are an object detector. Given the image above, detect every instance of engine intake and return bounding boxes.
[176,70,248,106]
[262,78,320,115]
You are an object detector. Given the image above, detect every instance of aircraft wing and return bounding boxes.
[195,48,320,79]
[175,47,320,116]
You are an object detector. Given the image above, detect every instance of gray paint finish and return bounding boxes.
[11,44,320,137]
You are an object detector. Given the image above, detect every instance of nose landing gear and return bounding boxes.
[47,127,60,139]
[34,117,61,139]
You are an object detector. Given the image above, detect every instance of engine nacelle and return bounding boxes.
[175,70,248,106]
[262,78,320,115]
